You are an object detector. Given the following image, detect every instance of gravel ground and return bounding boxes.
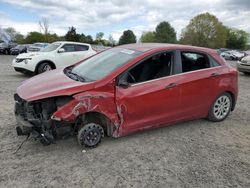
[0,55,249,188]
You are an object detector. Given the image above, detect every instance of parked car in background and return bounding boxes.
[14,43,238,147]
[0,42,17,54]
[237,55,250,75]
[27,43,48,52]
[220,50,245,60]
[220,51,236,60]
[12,41,96,75]
[10,44,28,55]
[217,48,230,55]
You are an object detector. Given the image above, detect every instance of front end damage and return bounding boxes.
[14,90,121,146]
[14,94,74,145]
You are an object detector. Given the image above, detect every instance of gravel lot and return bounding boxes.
[0,55,249,188]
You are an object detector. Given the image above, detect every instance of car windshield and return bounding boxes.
[33,43,44,47]
[71,48,141,81]
[42,43,61,52]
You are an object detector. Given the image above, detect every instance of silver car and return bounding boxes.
[237,55,250,75]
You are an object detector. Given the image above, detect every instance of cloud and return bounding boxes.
[0,0,249,40]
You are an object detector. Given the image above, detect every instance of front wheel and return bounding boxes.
[208,93,232,122]
[77,123,104,148]
[37,62,53,74]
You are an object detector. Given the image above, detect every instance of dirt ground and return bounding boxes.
[0,55,249,188]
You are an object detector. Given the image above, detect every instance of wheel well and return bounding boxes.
[225,91,236,111]
[35,60,56,73]
[79,112,113,136]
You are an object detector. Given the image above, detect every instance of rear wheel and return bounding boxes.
[208,92,232,122]
[37,62,53,74]
[77,123,104,148]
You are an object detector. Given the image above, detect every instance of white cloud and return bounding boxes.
[0,0,250,41]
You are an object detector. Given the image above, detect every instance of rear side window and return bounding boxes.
[75,45,89,51]
[181,52,210,73]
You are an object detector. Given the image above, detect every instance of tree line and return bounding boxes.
[1,12,249,49]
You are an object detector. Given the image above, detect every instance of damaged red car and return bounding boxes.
[14,43,238,147]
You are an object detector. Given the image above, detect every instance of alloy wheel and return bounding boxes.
[213,95,231,120]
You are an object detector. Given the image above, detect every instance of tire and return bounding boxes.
[37,62,53,74]
[208,92,232,122]
[4,50,9,55]
[243,72,250,75]
[77,123,104,148]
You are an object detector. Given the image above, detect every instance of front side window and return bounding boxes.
[61,44,76,52]
[120,51,173,84]
[181,52,210,73]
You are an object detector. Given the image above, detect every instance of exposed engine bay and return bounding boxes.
[14,94,75,145]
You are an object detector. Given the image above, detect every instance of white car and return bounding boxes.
[12,41,96,75]
[237,55,250,75]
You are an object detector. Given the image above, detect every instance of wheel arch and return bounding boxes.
[224,90,236,111]
[78,111,114,137]
[35,60,56,73]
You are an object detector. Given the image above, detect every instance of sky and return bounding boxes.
[0,0,250,41]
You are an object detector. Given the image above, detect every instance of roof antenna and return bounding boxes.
[13,134,30,154]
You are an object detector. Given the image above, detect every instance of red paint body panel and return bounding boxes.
[17,68,95,102]
[16,43,238,138]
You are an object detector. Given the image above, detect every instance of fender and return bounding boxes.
[51,90,121,133]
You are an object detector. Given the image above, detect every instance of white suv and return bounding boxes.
[12,41,96,75]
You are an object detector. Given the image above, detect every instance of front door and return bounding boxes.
[115,51,182,136]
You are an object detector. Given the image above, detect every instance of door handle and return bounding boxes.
[165,83,177,89]
[210,73,220,78]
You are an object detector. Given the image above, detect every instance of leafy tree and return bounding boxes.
[94,32,105,45]
[85,35,94,44]
[140,31,156,42]
[155,21,176,43]
[65,26,80,42]
[118,30,136,45]
[47,33,59,43]
[25,32,45,43]
[226,28,249,49]
[15,33,25,44]
[96,32,104,41]
[180,13,226,48]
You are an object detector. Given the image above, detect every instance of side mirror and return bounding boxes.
[58,48,65,53]
[118,79,130,88]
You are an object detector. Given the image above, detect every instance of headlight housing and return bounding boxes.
[15,58,32,64]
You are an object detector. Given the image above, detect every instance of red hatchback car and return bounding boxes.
[14,43,238,147]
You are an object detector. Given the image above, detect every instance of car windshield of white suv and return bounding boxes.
[70,48,141,81]
[42,43,61,52]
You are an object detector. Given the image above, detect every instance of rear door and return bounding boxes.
[176,50,221,118]
[115,51,182,135]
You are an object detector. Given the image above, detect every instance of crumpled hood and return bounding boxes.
[17,68,95,102]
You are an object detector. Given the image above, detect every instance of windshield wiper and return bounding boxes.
[65,69,86,82]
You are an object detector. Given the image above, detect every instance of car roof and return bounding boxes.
[119,43,216,54]
[54,41,91,46]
